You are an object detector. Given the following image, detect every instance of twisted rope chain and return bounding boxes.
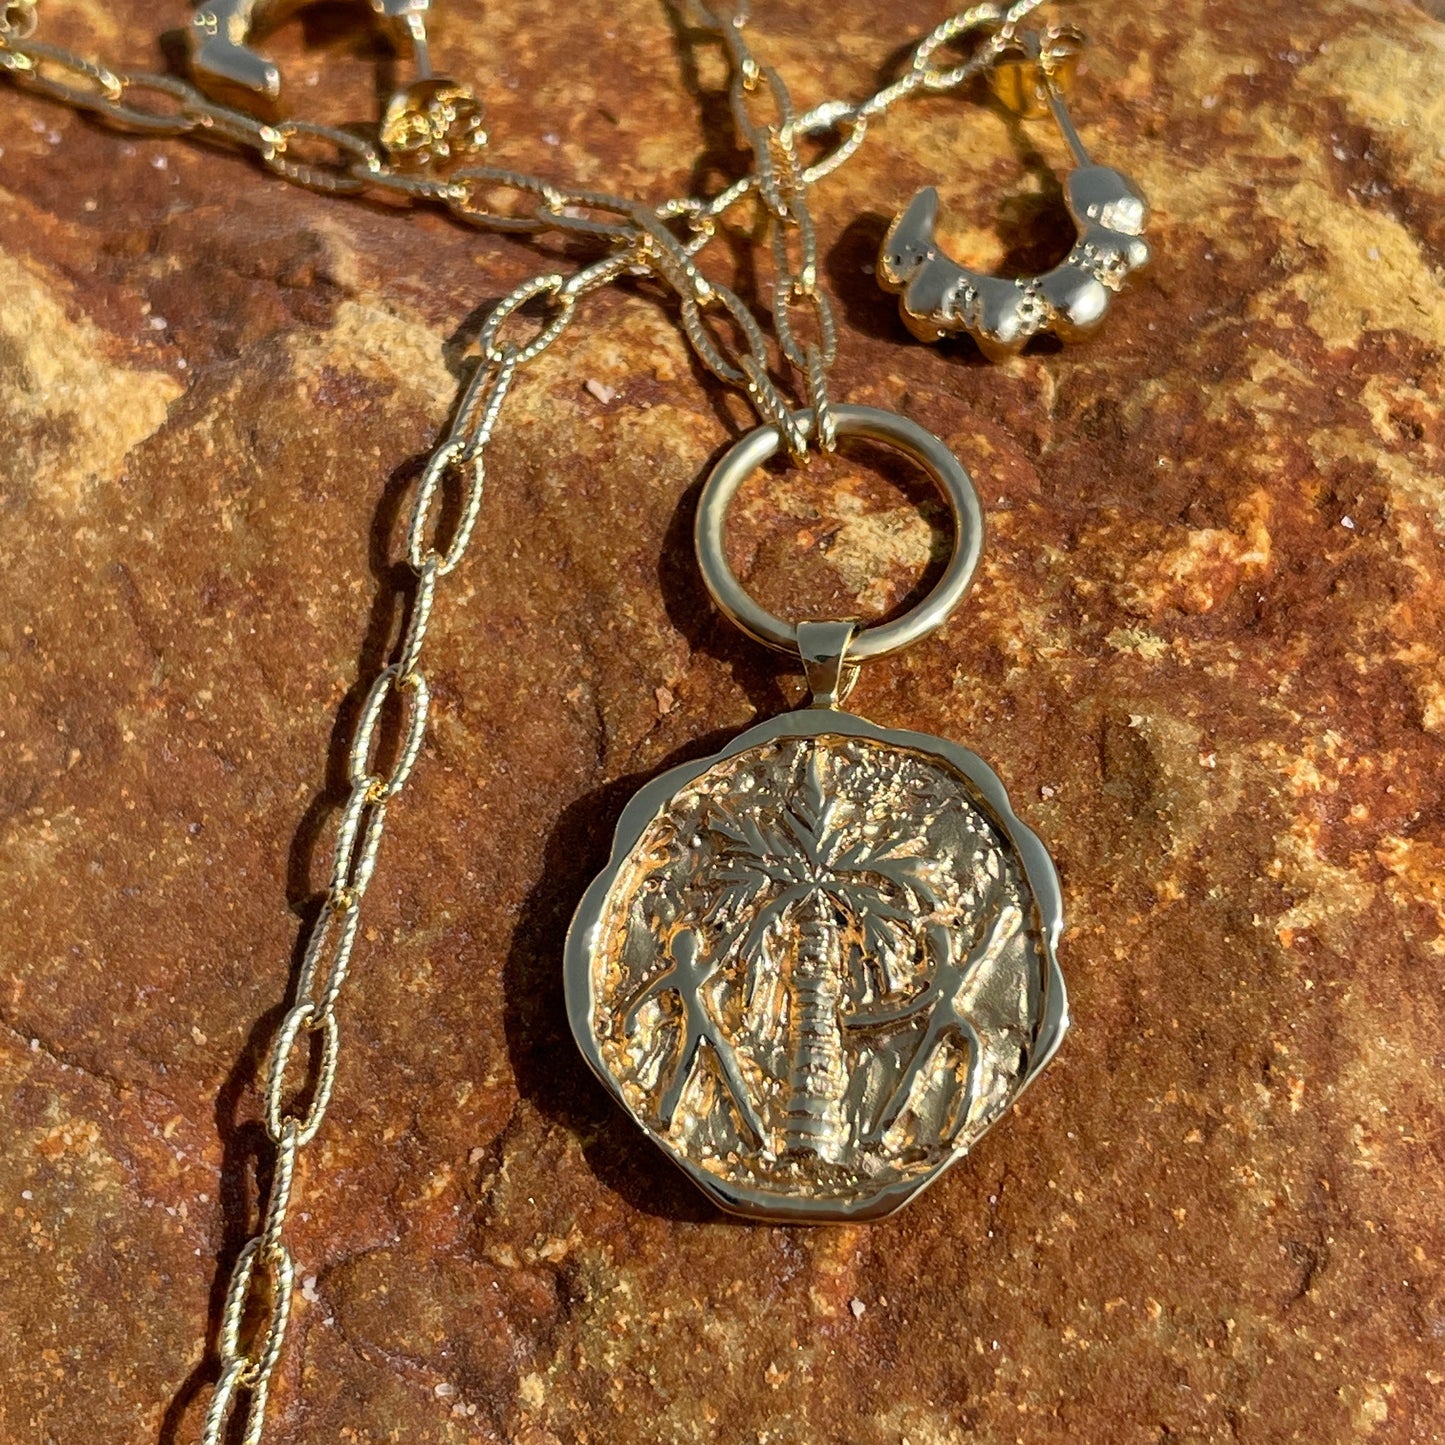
[0,1,1045,1439]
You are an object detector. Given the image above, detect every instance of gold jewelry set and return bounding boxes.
[0,2,1150,1439]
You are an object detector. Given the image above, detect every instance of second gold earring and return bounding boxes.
[877,25,1150,361]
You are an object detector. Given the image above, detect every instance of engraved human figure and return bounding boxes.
[867,903,1023,1140]
[625,927,767,1144]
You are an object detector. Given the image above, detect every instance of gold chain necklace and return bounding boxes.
[0,2,1148,1438]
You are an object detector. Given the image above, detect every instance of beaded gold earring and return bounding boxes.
[877,27,1149,360]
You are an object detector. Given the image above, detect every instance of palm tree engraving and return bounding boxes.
[704,747,948,1162]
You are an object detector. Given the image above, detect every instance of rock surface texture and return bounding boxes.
[3,1,1444,1441]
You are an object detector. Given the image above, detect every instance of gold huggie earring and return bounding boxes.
[876,26,1150,361]
[188,0,486,164]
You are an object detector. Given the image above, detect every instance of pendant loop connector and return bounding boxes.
[695,403,984,665]
[797,620,859,709]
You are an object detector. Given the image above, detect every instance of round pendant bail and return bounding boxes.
[695,404,984,667]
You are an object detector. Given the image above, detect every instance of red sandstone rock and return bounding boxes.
[2,1,1444,1441]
